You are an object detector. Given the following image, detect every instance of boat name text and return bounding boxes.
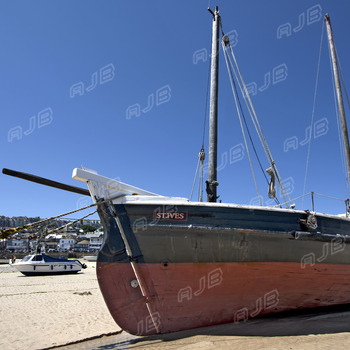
[154,211,188,221]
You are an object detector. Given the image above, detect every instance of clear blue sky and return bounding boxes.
[1,0,350,220]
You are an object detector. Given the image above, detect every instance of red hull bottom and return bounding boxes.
[96,261,350,336]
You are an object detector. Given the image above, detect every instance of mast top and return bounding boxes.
[208,6,219,17]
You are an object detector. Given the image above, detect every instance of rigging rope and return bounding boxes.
[222,35,289,206]
[274,191,348,210]
[1,210,98,241]
[190,24,213,201]
[222,40,262,205]
[302,19,325,207]
[223,36,291,207]
[47,210,97,235]
[0,194,123,239]
[198,149,205,201]
[226,45,292,207]
[190,153,201,201]
[222,41,281,206]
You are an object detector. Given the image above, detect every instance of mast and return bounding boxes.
[325,14,350,187]
[206,6,220,202]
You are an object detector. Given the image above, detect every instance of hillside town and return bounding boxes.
[0,215,103,256]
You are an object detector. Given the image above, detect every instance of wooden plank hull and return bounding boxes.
[96,261,350,335]
[95,202,350,335]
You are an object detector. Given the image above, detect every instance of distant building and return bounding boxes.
[59,238,75,251]
[0,216,101,252]
[75,240,89,251]
[45,233,63,241]
[85,232,104,250]
[6,238,28,251]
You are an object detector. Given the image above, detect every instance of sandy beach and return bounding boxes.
[2,261,350,350]
[0,261,120,350]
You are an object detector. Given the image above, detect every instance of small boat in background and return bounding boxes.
[11,254,87,276]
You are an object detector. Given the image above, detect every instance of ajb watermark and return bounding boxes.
[249,176,295,207]
[193,29,238,64]
[8,107,53,142]
[177,267,223,302]
[245,63,288,97]
[277,4,322,39]
[202,143,245,176]
[126,85,171,120]
[283,117,329,152]
[301,235,346,268]
[70,63,115,98]
[136,311,161,336]
[234,289,279,323]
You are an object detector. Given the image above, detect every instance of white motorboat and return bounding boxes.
[11,254,87,276]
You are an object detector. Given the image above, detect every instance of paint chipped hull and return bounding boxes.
[95,202,350,336]
[96,261,350,336]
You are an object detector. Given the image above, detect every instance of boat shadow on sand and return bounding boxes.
[108,305,350,349]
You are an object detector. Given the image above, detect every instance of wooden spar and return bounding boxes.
[2,168,90,196]
[206,6,220,202]
[325,14,350,188]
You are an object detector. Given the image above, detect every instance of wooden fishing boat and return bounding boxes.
[71,8,350,336]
